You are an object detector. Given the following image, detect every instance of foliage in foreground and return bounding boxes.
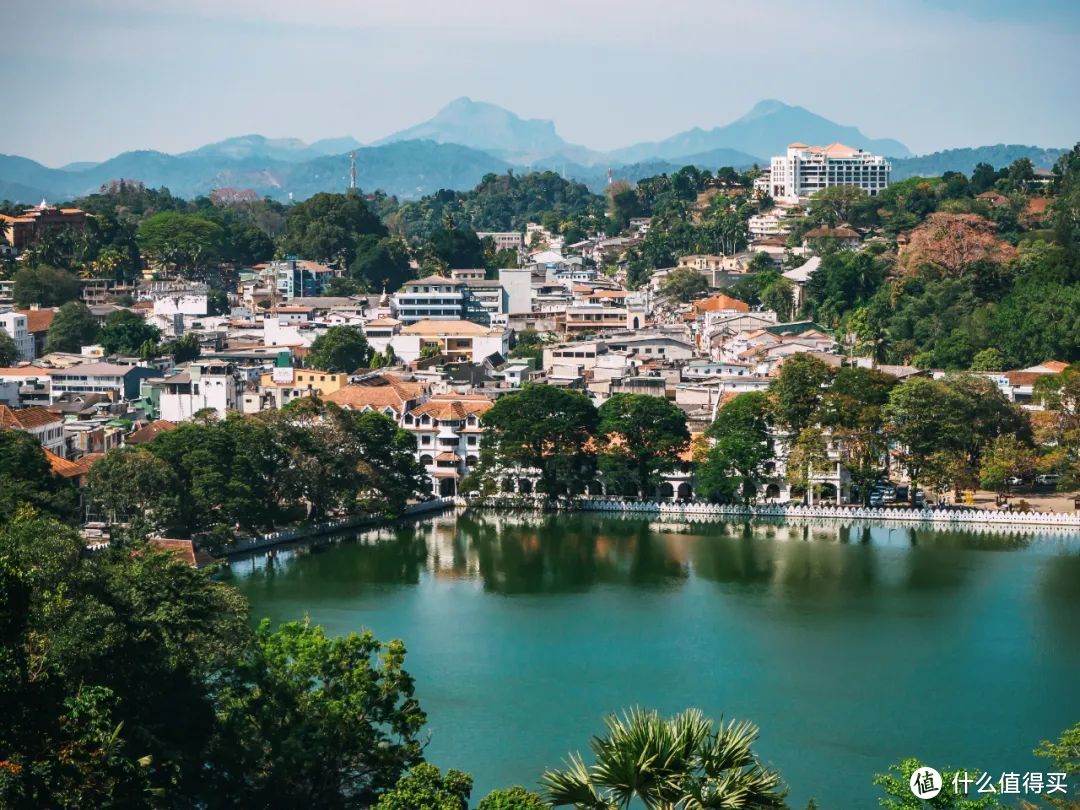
[541,707,787,809]
[0,512,426,809]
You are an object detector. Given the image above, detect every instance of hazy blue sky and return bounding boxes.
[3,0,1078,166]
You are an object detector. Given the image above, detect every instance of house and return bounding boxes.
[401,394,493,497]
[390,320,510,364]
[781,256,822,308]
[125,419,177,445]
[976,191,1010,208]
[0,310,33,361]
[47,362,159,402]
[604,333,696,361]
[268,259,338,300]
[43,448,101,487]
[321,373,426,419]
[0,201,88,250]
[0,366,53,406]
[476,231,524,251]
[160,362,245,421]
[802,226,861,249]
[14,308,54,357]
[0,404,66,457]
[394,276,468,323]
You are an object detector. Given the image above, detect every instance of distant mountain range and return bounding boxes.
[608,99,911,164]
[0,98,1068,203]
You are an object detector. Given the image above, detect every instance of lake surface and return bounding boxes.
[225,510,1080,806]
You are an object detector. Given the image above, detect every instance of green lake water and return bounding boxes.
[225,510,1080,807]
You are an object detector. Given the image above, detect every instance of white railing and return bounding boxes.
[456,495,1080,529]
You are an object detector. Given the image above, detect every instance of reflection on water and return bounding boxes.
[226,509,1080,808]
[227,509,1080,601]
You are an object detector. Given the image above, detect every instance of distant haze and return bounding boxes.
[1,0,1078,166]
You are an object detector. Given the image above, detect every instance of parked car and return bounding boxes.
[1007,476,1025,486]
[1036,474,1061,486]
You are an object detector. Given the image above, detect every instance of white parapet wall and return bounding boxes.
[457,495,1080,531]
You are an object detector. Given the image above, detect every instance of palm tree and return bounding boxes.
[541,708,787,809]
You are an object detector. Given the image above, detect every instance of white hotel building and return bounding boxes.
[769,143,890,202]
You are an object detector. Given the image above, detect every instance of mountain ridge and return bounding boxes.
[0,99,1067,204]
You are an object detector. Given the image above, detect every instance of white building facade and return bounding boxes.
[0,310,33,361]
[769,143,890,202]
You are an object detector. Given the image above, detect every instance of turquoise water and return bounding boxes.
[225,511,1080,806]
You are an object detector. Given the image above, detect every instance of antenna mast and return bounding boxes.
[350,150,357,190]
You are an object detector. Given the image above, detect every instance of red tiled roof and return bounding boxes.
[0,405,62,430]
[126,420,177,445]
[15,309,55,333]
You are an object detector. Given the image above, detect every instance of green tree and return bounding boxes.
[785,426,831,496]
[770,354,833,436]
[211,619,427,808]
[44,301,100,353]
[760,277,796,321]
[12,265,81,308]
[873,758,1005,809]
[0,327,18,366]
[279,191,388,267]
[478,786,549,809]
[85,447,182,534]
[346,235,413,292]
[697,392,773,504]
[969,347,1006,371]
[659,267,709,303]
[542,708,786,809]
[0,512,430,809]
[425,227,486,270]
[160,332,201,363]
[137,212,224,278]
[818,367,896,504]
[207,288,230,316]
[480,384,598,496]
[597,394,690,498]
[0,429,78,522]
[1032,721,1079,809]
[807,184,868,227]
[883,378,970,502]
[97,310,161,356]
[376,762,472,810]
[306,325,372,372]
[978,435,1036,493]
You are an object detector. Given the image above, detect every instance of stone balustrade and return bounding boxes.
[458,495,1080,530]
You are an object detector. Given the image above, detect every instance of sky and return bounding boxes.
[2,0,1079,166]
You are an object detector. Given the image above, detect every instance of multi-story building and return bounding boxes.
[0,201,88,250]
[159,362,245,421]
[390,320,510,364]
[476,232,524,251]
[0,309,34,361]
[48,362,158,401]
[268,259,338,300]
[401,394,493,497]
[747,211,790,240]
[769,143,890,202]
[0,404,66,457]
[393,276,469,323]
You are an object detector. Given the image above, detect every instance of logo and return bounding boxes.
[910,766,943,800]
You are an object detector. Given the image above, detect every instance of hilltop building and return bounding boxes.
[0,201,88,250]
[769,143,890,202]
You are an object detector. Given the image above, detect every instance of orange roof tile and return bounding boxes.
[409,394,493,421]
[693,294,749,314]
[125,419,177,445]
[15,309,55,333]
[324,373,425,413]
[0,404,62,430]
